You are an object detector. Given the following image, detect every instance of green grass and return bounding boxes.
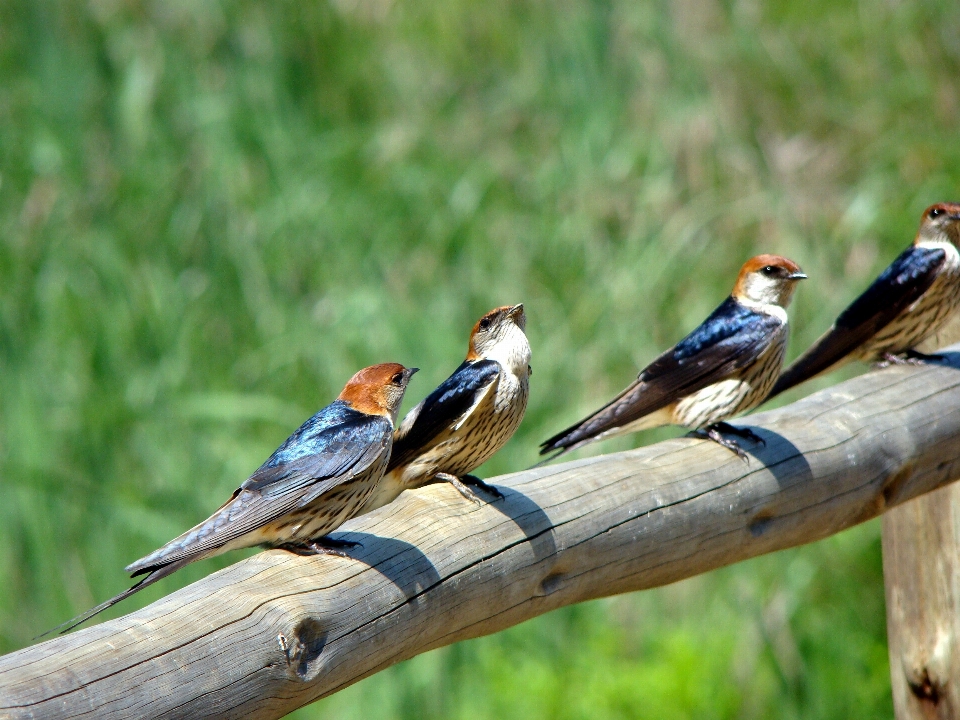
[3,0,960,717]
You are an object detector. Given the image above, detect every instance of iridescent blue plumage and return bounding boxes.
[650,298,781,374]
[247,400,392,494]
[46,363,416,636]
[770,244,950,398]
[388,359,500,470]
[833,246,944,331]
[260,401,373,467]
[540,254,805,457]
[362,304,530,514]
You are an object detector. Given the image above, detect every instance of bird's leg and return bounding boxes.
[710,421,766,447]
[461,474,505,501]
[876,350,944,368]
[874,353,902,368]
[434,472,503,505]
[690,425,749,462]
[278,536,363,558]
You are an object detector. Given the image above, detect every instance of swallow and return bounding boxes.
[50,363,417,634]
[769,203,960,398]
[360,304,531,513]
[540,255,806,460]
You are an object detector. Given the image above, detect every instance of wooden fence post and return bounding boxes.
[883,482,960,719]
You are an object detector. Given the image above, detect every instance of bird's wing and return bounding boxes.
[387,359,500,471]
[541,299,782,453]
[770,245,946,397]
[126,408,392,576]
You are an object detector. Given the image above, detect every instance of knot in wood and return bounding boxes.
[282,618,328,681]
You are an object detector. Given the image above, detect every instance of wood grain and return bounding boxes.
[4,348,960,719]
[883,483,960,720]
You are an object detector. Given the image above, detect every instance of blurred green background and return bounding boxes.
[3,0,959,717]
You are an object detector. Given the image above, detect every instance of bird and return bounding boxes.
[359,304,531,514]
[769,203,960,399]
[50,363,418,634]
[539,255,807,460]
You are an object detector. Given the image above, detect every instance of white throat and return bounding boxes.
[917,237,960,257]
[482,324,531,376]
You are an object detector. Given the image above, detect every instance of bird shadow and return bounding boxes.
[916,349,960,369]
[483,485,558,564]
[734,428,813,485]
[724,351,960,536]
[332,478,558,600]
[712,425,814,538]
[315,532,442,601]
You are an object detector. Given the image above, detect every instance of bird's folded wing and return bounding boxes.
[542,300,781,451]
[388,359,500,470]
[771,245,946,396]
[126,415,392,575]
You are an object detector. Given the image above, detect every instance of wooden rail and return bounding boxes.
[4,348,960,719]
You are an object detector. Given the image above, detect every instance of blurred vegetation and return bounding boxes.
[2,0,959,717]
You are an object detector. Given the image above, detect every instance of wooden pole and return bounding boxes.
[883,483,960,719]
[4,349,960,719]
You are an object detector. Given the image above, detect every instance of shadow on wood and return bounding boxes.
[4,348,960,719]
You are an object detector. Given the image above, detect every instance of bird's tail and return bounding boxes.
[539,402,667,460]
[539,420,607,459]
[37,557,192,638]
[767,344,853,400]
[528,447,572,469]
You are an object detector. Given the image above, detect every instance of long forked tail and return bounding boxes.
[528,447,573,470]
[767,343,853,400]
[531,427,627,469]
[538,419,605,460]
[538,402,663,462]
[37,558,192,638]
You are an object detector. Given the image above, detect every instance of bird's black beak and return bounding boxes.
[506,303,524,319]
[789,271,808,280]
[404,367,419,381]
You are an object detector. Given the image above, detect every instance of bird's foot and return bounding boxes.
[278,537,362,558]
[876,350,944,368]
[461,474,505,501]
[435,472,503,505]
[691,425,750,462]
[710,421,766,447]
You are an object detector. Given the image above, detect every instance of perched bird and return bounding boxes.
[540,255,806,460]
[769,203,960,399]
[360,304,531,514]
[52,363,417,634]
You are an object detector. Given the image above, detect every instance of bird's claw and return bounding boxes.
[691,425,752,462]
[435,472,502,506]
[876,350,944,368]
[712,421,766,447]
[279,537,362,558]
[461,474,505,501]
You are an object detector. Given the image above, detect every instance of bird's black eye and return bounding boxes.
[762,265,778,276]
[391,372,404,384]
[478,317,492,330]
[930,207,944,218]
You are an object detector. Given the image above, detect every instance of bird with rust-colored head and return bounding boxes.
[540,255,806,460]
[360,304,531,513]
[51,363,417,634]
[769,203,960,398]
